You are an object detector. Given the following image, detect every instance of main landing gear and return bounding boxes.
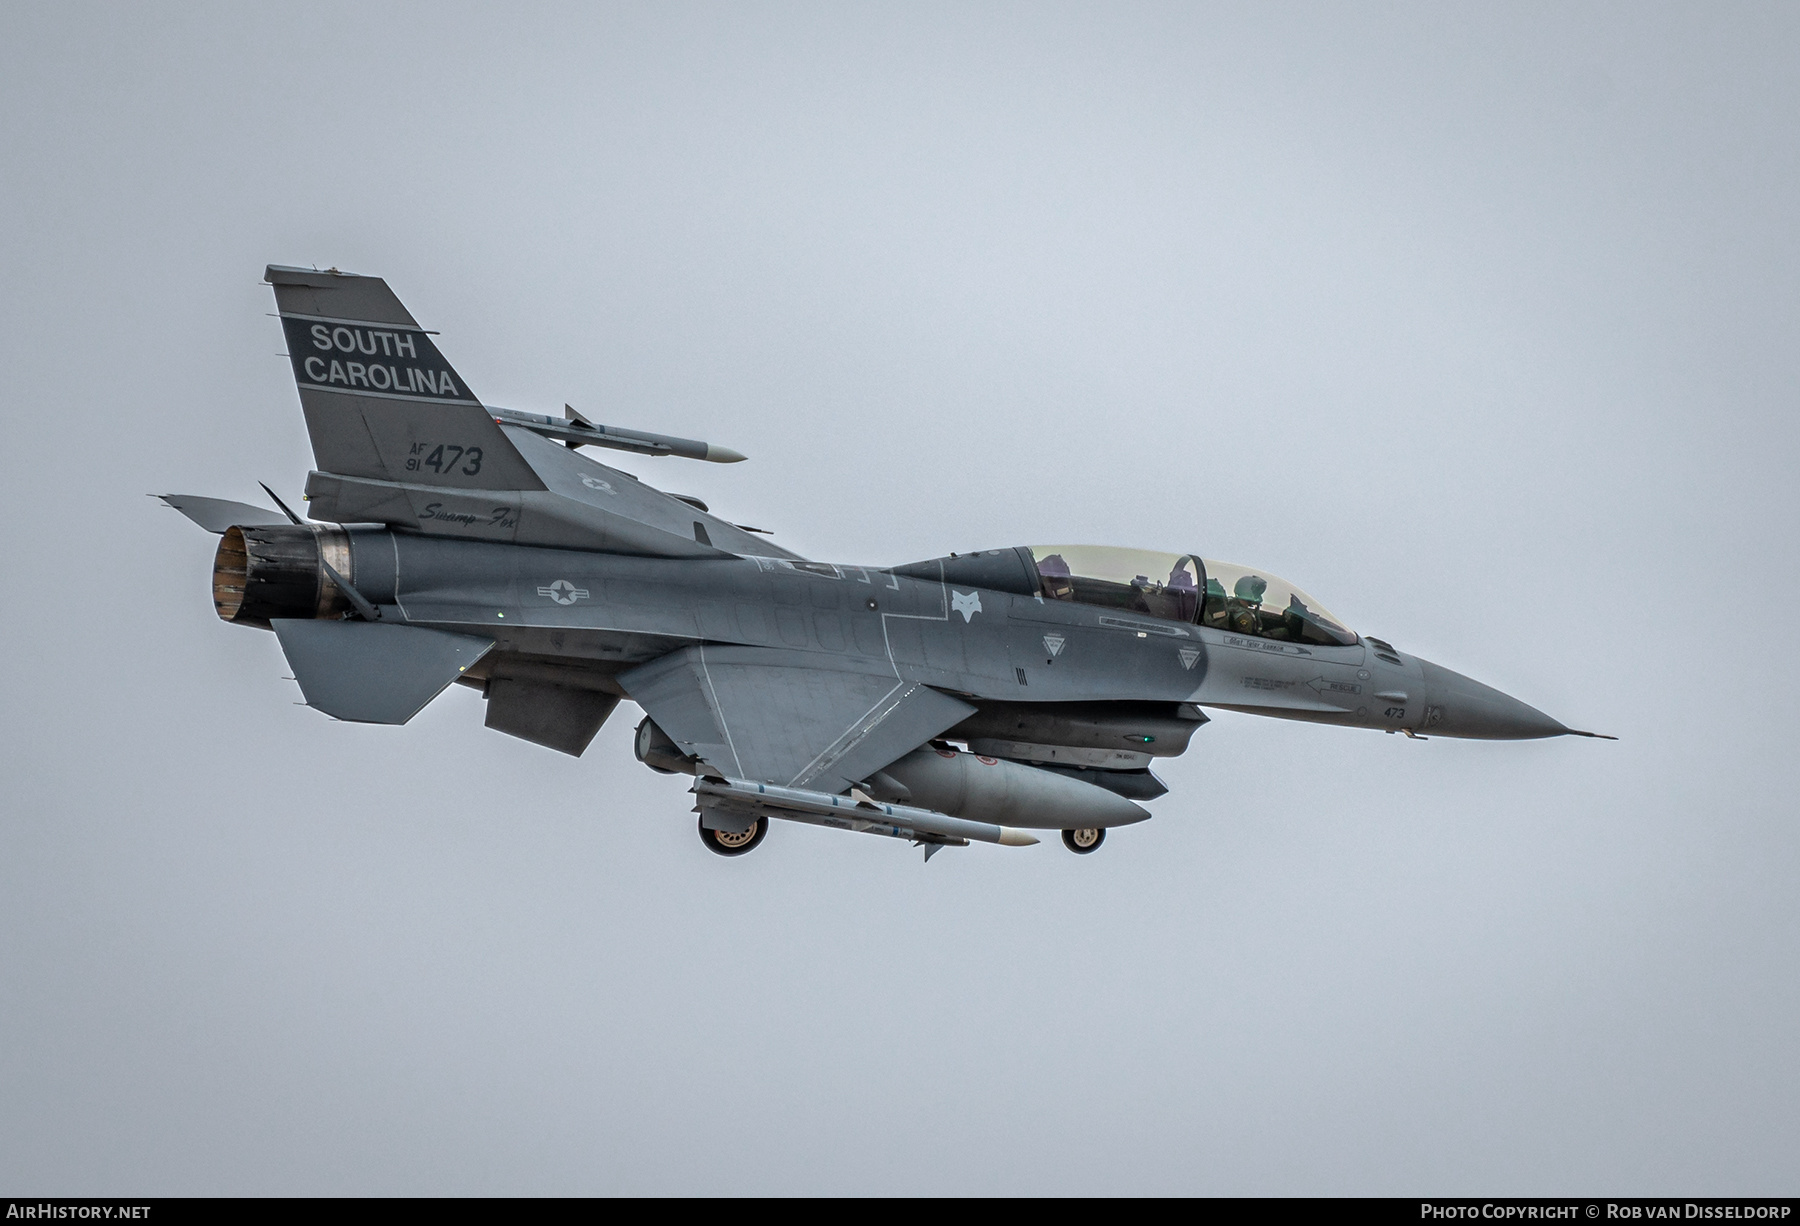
[1062,827,1105,854]
[699,815,768,857]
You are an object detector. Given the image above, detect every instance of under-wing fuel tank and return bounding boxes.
[876,746,1152,830]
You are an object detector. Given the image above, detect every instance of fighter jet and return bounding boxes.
[161,266,1612,860]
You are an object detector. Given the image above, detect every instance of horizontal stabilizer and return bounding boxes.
[271,619,493,724]
[157,494,291,533]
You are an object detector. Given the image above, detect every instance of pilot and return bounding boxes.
[1037,553,1073,601]
[1166,561,1199,622]
[1233,574,1268,605]
[1128,574,1155,616]
[1225,574,1269,637]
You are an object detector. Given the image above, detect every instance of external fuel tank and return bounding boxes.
[879,746,1151,830]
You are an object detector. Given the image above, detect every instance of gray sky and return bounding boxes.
[2,1,1795,1195]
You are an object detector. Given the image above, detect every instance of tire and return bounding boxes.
[1062,827,1105,854]
[699,815,768,856]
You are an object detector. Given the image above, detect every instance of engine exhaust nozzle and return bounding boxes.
[212,524,354,626]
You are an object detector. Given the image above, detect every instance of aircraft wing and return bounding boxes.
[621,647,976,792]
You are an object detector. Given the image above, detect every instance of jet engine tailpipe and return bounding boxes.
[212,524,356,626]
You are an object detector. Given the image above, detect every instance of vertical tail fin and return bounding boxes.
[264,264,777,557]
[267,265,541,492]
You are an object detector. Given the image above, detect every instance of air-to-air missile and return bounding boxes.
[161,266,1611,861]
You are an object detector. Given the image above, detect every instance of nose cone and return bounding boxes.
[1416,658,1569,740]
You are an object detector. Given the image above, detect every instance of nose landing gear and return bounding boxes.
[1062,827,1105,854]
[699,815,768,856]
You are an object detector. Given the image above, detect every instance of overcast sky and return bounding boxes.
[2,1,1796,1195]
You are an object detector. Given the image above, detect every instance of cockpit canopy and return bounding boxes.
[1029,545,1358,647]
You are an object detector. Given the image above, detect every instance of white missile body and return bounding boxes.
[693,777,1041,847]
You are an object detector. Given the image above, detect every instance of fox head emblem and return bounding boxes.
[950,590,983,622]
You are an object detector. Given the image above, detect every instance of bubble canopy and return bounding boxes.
[1029,545,1358,647]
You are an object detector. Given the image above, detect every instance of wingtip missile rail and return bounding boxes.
[488,405,747,463]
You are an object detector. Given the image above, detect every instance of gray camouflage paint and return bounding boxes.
[168,265,1597,853]
[333,527,1561,740]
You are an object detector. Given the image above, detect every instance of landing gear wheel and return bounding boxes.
[699,815,768,857]
[1062,827,1105,854]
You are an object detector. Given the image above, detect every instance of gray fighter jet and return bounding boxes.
[162,266,1611,860]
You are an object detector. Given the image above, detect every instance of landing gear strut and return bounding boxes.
[1062,827,1105,854]
[699,815,768,856]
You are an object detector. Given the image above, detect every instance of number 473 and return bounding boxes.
[405,444,484,476]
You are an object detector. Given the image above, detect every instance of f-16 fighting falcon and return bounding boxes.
[161,266,1612,861]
